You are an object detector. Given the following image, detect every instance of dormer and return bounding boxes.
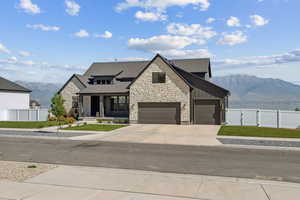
[88,75,114,85]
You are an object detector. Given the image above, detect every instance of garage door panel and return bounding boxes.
[194,100,220,125]
[138,103,180,124]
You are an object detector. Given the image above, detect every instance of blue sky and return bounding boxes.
[0,0,299,84]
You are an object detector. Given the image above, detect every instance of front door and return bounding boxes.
[91,96,100,117]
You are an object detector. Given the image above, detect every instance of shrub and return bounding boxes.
[96,119,102,123]
[58,116,66,122]
[64,117,76,124]
[48,116,57,121]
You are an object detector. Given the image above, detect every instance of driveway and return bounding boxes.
[71,124,221,146]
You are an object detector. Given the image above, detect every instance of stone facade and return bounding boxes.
[129,57,190,124]
[60,77,80,114]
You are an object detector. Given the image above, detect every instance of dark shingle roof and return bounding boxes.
[84,58,211,78]
[79,81,130,94]
[0,76,31,93]
[171,65,230,97]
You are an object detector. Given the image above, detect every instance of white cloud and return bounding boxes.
[128,35,205,52]
[157,49,213,58]
[250,15,269,27]
[19,51,31,57]
[26,24,60,31]
[214,49,300,68]
[19,60,35,66]
[74,29,89,38]
[206,17,215,23]
[0,43,10,54]
[218,31,247,46]
[135,10,167,22]
[18,0,41,14]
[7,56,18,63]
[226,16,241,27]
[116,0,210,12]
[167,23,216,39]
[65,0,80,16]
[94,31,113,39]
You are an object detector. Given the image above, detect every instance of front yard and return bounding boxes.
[62,124,128,132]
[218,126,300,138]
[0,121,67,129]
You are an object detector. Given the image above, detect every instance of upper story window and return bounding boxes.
[152,72,166,83]
[93,79,113,85]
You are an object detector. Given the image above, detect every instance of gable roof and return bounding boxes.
[127,54,229,97]
[84,57,211,79]
[127,54,192,89]
[0,76,31,93]
[57,74,88,94]
[171,65,230,97]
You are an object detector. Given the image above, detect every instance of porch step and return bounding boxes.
[79,117,98,122]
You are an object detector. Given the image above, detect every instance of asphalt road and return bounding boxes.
[0,136,300,183]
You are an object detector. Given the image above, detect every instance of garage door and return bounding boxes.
[138,103,180,124]
[194,100,220,125]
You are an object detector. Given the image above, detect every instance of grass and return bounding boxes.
[62,124,128,132]
[0,121,67,129]
[218,126,300,139]
[27,165,37,168]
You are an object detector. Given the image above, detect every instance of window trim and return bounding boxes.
[152,72,166,84]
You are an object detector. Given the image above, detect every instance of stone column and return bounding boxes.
[99,96,104,117]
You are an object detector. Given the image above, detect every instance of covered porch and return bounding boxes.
[78,94,129,118]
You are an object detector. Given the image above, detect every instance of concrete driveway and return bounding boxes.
[71,124,221,146]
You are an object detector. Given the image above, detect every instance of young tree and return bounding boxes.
[50,94,66,119]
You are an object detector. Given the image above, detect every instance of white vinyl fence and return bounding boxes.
[226,109,300,129]
[0,109,49,121]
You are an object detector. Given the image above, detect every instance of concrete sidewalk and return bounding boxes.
[1,165,300,200]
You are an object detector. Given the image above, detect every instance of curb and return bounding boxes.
[217,135,300,148]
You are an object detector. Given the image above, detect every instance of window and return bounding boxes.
[110,96,129,112]
[95,79,113,85]
[152,72,166,83]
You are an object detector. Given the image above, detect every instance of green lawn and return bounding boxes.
[62,124,128,132]
[218,126,300,138]
[0,121,67,129]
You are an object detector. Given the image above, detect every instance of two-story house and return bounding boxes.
[58,54,230,125]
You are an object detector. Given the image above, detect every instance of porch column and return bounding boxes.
[79,95,83,117]
[99,96,104,117]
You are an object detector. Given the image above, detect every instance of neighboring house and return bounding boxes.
[0,76,31,110]
[30,100,41,109]
[58,54,230,125]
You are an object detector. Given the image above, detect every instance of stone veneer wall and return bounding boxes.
[60,77,80,114]
[129,57,190,124]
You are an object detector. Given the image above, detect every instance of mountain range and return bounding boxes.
[16,74,300,110]
[212,75,300,110]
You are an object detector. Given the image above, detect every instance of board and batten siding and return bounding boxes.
[0,91,30,110]
[191,86,227,124]
[129,56,191,124]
